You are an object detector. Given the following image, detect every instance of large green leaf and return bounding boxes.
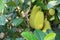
[44,33,56,40]
[11,18,23,26]
[0,0,5,12]
[21,31,38,40]
[36,0,47,10]
[16,38,24,40]
[47,1,59,9]
[0,15,7,25]
[34,30,46,40]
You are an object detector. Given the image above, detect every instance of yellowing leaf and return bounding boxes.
[49,8,55,15]
[44,33,56,40]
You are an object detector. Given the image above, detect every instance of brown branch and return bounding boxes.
[25,7,30,31]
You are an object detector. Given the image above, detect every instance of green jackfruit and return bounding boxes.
[42,18,51,32]
[29,5,44,29]
[49,8,55,15]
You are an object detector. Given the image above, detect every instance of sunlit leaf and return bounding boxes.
[47,1,59,9]
[21,31,38,40]
[44,33,56,40]
[31,0,35,3]
[49,16,55,21]
[0,0,5,12]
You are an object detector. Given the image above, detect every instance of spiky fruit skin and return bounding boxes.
[33,11,44,29]
[49,8,55,15]
[29,5,44,29]
[29,5,40,28]
[42,18,51,32]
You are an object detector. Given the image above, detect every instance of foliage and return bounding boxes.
[0,0,60,40]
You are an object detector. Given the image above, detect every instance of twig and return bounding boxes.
[25,7,30,31]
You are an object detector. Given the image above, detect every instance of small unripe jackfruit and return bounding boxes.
[42,18,51,32]
[49,8,55,15]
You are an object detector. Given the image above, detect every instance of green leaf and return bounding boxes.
[6,38,24,40]
[56,7,60,20]
[21,31,38,40]
[49,16,55,21]
[35,0,47,10]
[47,1,59,9]
[22,0,30,11]
[5,38,11,40]
[0,26,6,32]
[55,34,60,40]
[46,29,54,34]
[16,38,24,40]
[56,0,60,3]
[11,18,23,26]
[34,30,46,40]
[19,0,23,8]
[58,24,60,29]
[44,33,56,40]
[31,0,35,3]
[0,0,5,12]
[6,1,16,7]
[0,15,7,25]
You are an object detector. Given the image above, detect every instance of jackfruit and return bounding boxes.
[29,5,44,29]
[42,18,51,32]
[49,8,55,15]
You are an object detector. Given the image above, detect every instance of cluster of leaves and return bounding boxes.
[0,0,60,40]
